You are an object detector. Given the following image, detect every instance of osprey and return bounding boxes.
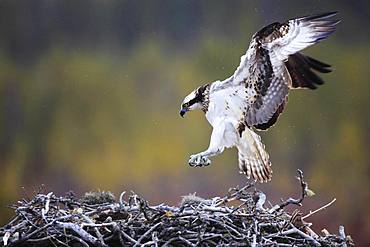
[180,12,339,182]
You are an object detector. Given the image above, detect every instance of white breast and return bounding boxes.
[206,85,248,128]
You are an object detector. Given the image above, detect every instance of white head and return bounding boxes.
[180,84,209,117]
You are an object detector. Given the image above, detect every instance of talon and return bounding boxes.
[204,158,211,166]
[188,154,211,167]
[201,156,211,166]
[188,155,198,167]
[188,154,204,167]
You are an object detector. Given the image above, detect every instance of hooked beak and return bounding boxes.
[180,108,188,118]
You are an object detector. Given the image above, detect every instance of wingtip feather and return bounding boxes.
[301,11,339,21]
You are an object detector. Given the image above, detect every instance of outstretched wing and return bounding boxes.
[226,12,339,129]
[262,12,339,61]
[242,44,290,127]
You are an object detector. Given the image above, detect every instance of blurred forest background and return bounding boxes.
[0,0,369,245]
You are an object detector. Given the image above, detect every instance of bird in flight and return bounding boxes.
[179,12,339,182]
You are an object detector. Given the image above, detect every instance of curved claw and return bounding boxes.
[188,154,211,167]
[202,157,211,166]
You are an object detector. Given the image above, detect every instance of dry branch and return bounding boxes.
[0,171,354,246]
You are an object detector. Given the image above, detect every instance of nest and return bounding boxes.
[1,171,354,246]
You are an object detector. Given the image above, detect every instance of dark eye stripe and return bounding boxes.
[188,94,202,106]
[184,84,209,107]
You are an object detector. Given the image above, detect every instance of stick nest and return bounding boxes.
[1,171,354,246]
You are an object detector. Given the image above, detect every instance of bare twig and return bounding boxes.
[269,170,307,213]
[55,221,99,245]
[133,222,161,247]
[339,226,348,247]
[302,198,336,220]
[0,171,351,247]
[120,230,138,245]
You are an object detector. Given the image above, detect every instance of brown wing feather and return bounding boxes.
[237,13,337,130]
[244,56,290,127]
[252,53,331,130]
[254,96,288,130]
[286,53,331,89]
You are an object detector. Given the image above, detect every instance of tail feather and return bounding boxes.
[237,128,272,183]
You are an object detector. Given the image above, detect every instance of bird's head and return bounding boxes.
[180,84,210,117]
